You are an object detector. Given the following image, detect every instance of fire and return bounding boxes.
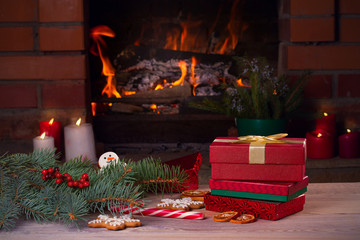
[324,112,328,117]
[76,118,81,126]
[154,84,164,90]
[172,61,187,86]
[40,132,46,139]
[123,90,136,96]
[236,78,251,88]
[347,129,351,133]
[91,102,96,116]
[49,118,54,126]
[317,133,322,138]
[190,56,199,95]
[90,26,121,98]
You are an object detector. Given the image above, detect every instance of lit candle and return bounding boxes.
[64,118,97,164]
[338,129,360,158]
[306,130,334,159]
[39,118,62,153]
[33,132,55,151]
[315,112,336,135]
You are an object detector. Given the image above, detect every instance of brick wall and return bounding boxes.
[0,0,88,140]
[279,0,360,132]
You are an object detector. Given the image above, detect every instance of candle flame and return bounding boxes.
[347,129,351,133]
[317,133,322,137]
[40,132,46,139]
[49,118,54,125]
[76,118,81,126]
[324,112,328,117]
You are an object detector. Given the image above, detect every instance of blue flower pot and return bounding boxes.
[236,118,287,136]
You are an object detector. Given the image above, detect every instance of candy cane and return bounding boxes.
[122,207,205,220]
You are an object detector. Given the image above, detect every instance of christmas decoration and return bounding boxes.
[0,149,188,231]
[122,206,205,220]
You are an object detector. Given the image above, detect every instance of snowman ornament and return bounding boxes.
[98,152,120,169]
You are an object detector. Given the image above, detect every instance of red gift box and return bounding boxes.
[204,193,305,221]
[209,176,309,195]
[210,137,306,182]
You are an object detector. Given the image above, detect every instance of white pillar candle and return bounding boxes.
[64,119,97,164]
[33,133,55,151]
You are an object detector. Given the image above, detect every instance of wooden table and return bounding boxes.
[1,182,359,240]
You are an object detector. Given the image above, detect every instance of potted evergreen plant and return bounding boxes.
[190,57,310,136]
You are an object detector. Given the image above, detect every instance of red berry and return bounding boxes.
[63,173,69,177]
[67,181,74,187]
[42,169,48,175]
[45,174,50,180]
[42,175,47,181]
[54,167,60,172]
[79,178,85,183]
[66,176,72,182]
[48,168,54,174]
[56,178,63,184]
[73,181,79,187]
[55,172,62,178]
[78,183,84,189]
[82,173,89,180]
[83,181,90,187]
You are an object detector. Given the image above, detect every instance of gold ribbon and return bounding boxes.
[214,133,292,164]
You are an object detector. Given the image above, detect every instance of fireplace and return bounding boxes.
[0,0,359,147]
[88,0,280,144]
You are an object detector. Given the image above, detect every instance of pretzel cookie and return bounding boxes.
[181,190,210,201]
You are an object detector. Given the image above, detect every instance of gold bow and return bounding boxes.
[214,133,289,164]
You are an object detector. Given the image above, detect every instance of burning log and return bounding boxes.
[111,103,143,113]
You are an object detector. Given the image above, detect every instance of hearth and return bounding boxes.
[88,0,279,144]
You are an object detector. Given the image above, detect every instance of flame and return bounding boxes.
[123,90,136,96]
[273,90,277,95]
[90,26,121,98]
[49,118,54,126]
[164,29,180,50]
[150,104,157,110]
[40,132,46,139]
[190,56,199,95]
[347,129,351,133]
[317,133,322,137]
[91,102,96,116]
[236,78,251,87]
[324,112,328,117]
[154,84,164,90]
[76,118,81,126]
[172,61,187,86]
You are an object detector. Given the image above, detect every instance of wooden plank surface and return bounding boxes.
[1,182,360,240]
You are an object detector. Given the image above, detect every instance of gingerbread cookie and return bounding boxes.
[230,214,256,224]
[156,197,204,210]
[181,190,210,201]
[118,215,142,227]
[213,211,239,222]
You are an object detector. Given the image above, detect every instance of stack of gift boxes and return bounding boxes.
[204,136,308,221]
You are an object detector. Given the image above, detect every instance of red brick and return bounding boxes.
[304,75,333,98]
[39,26,84,51]
[340,0,360,14]
[0,84,37,108]
[290,17,334,42]
[39,0,83,22]
[0,27,33,51]
[290,0,334,15]
[0,0,37,22]
[340,18,360,42]
[42,82,86,108]
[287,45,360,70]
[0,55,86,80]
[338,74,360,97]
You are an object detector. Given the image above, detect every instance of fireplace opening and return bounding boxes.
[88,0,279,144]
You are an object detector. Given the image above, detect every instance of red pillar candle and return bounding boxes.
[338,129,360,158]
[39,118,62,153]
[315,112,336,134]
[306,130,334,159]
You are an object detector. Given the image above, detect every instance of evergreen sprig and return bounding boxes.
[0,151,189,231]
[190,57,310,119]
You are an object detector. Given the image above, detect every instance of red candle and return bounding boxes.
[306,130,334,159]
[39,118,62,153]
[338,129,360,158]
[315,112,336,134]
